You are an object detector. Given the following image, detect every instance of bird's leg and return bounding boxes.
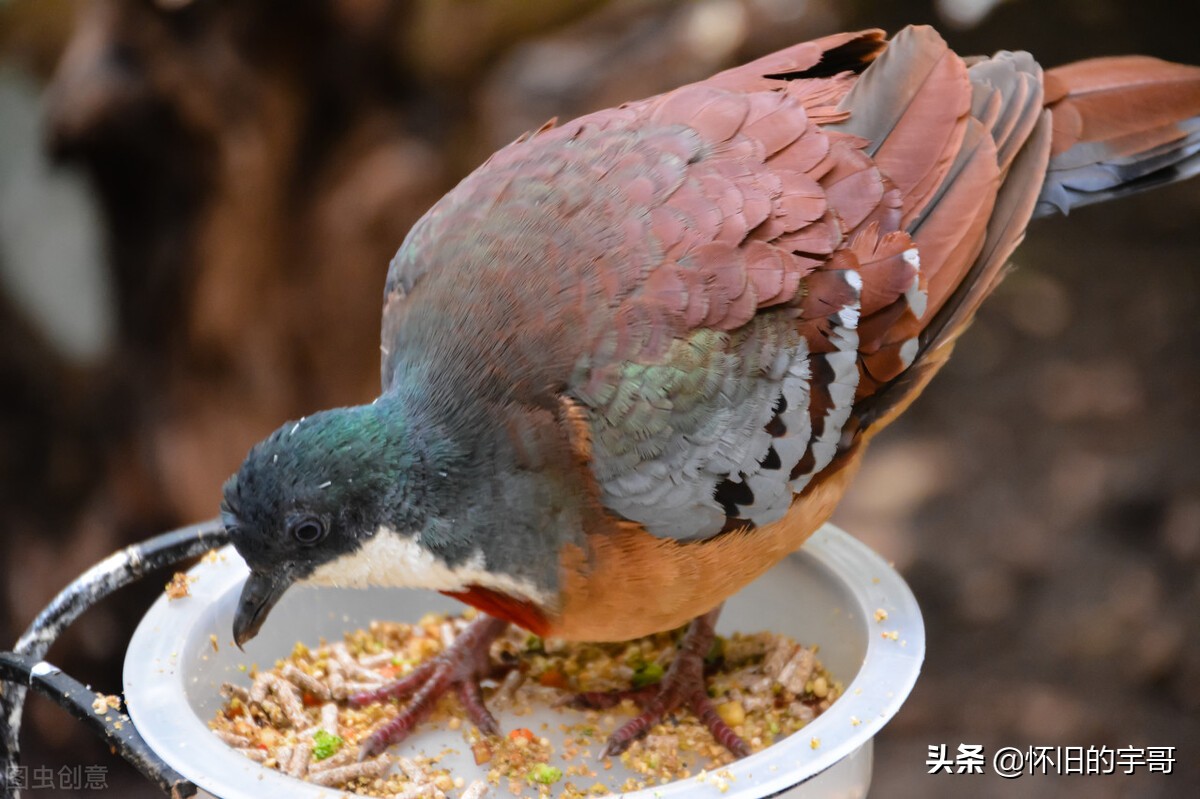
[570,605,750,759]
[350,614,508,759]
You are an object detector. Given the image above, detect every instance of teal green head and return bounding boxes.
[221,400,420,646]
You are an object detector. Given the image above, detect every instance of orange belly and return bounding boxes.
[544,451,865,641]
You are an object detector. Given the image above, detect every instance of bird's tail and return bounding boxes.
[1035,55,1200,217]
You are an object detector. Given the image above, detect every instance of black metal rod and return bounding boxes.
[1,519,228,799]
[0,653,196,798]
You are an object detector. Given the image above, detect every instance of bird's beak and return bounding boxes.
[233,571,291,649]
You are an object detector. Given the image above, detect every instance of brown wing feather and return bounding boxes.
[840,36,1046,419]
[831,29,1052,424]
[830,26,973,228]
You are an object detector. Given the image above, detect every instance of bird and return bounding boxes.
[220,24,1200,761]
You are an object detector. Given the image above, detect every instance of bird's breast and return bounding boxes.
[544,452,864,642]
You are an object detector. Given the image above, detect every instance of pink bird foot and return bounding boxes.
[569,606,750,759]
[351,614,508,759]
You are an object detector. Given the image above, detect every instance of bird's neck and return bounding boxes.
[363,381,592,612]
[301,389,572,624]
[368,386,494,518]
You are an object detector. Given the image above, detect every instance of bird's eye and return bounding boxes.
[289,516,326,545]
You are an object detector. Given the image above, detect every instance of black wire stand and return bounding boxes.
[0,520,229,799]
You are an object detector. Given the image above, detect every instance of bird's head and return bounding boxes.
[221,403,418,648]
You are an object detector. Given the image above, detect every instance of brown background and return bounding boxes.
[0,1,1196,797]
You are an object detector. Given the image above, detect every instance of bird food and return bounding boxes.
[210,610,841,797]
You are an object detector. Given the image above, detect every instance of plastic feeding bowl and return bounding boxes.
[123,523,923,799]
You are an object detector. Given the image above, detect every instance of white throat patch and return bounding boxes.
[303,527,546,604]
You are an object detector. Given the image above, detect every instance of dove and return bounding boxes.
[221,26,1200,758]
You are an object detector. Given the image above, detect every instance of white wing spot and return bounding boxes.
[902,247,920,269]
[899,337,920,368]
[905,274,928,319]
[845,268,864,293]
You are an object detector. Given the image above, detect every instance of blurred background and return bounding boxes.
[0,0,1196,797]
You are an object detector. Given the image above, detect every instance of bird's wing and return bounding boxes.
[574,26,1056,540]
[380,27,1051,541]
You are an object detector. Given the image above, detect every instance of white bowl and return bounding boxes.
[123,523,923,798]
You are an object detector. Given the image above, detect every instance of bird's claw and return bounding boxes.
[569,606,750,759]
[349,615,508,759]
[573,672,750,759]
